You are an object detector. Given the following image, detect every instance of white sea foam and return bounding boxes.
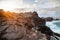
[46,21,60,34]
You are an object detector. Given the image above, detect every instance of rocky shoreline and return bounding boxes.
[0,9,60,40]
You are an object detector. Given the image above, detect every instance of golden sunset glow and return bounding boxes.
[2,10,17,21]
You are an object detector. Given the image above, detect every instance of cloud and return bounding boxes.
[23,0,60,10]
[27,0,60,18]
[14,0,60,18]
[35,0,39,2]
[35,0,60,9]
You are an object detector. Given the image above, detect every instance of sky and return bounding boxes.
[0,0,60,18]
[0,0,23,10]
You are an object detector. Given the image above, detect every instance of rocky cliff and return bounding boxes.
[0,10,60,40]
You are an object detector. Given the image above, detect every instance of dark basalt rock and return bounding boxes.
[42,17,54,21]
[37,26,53,36]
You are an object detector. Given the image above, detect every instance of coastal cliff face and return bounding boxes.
[0,10,60,40]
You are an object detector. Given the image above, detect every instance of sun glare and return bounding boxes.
[0,0,32,12]
[0,1,18,11]
[0,1,16,11]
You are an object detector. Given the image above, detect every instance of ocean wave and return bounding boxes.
[46,21,60,34]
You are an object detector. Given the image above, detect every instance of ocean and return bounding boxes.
[46,20,60,34]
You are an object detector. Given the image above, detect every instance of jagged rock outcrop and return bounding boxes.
[0,10,60,40]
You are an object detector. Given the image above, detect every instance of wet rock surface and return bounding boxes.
[0,10,60,40]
